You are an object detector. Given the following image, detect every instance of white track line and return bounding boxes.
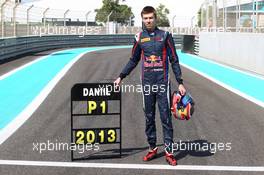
[0,160,263,172]
[180,63,264,108]
[0,49,72,80]
[185,53,264,81]
[0,49,91,145]
[0,46,131,145]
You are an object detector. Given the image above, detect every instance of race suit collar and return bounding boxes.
[144,26,159,33]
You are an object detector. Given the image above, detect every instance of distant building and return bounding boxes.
[219,0,264,27]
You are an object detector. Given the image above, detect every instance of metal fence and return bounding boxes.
[0,0,203,38]
[0,0,141,38]
[200,0,264,32]
[2,0,263,39]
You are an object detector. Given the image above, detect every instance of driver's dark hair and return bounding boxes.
[141,6,157,19]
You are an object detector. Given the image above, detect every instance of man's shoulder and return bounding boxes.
[134,32,142,42]
[157,28,165,32]
[156,28,171,39]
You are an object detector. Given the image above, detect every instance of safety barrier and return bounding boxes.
[199,32,264,76]
[0,35,184,63]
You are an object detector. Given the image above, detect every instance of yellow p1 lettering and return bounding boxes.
[88,101,97,114]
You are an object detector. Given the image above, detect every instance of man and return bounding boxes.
[114,6,186,166]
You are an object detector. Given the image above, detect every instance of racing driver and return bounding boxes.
[114,6,186,166]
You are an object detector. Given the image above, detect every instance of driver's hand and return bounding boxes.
[178,84,186,96]
[114,77,122,87]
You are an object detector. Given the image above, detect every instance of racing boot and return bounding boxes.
[143,147,158,161]
[165,151,177,166]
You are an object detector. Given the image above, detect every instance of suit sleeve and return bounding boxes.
[166,32,183,85]
[119,34,142,80]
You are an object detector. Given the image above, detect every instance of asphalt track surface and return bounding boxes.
[0,48,264,175]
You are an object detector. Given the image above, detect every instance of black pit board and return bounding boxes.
[71,83,122,161]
